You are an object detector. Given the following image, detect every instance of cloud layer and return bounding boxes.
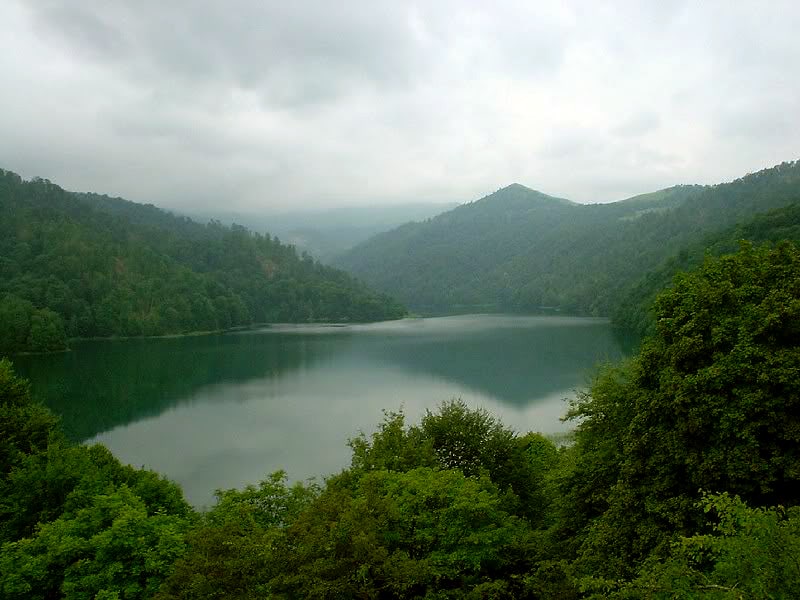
[1,0,798,211]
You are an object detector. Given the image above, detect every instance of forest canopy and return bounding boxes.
[0,169,406,355]
[613,201,800,337]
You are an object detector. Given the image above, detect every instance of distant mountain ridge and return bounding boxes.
[189,202,458,263]
[336,161,800,316]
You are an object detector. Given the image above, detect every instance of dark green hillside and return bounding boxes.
[614,185,705,213]
[335,184,590,309]
[337,161,800,315]
[614,201,800,336]
[0,170,405,354]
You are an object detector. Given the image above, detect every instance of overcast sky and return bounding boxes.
[1,1,798,212]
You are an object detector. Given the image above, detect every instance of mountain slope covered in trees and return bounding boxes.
[613,202,800,336]
[0,169,405,354]
[336,161,800,314]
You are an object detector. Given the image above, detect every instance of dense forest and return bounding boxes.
[613,202,800,337]
[0,169,406,354]
[2,241,798,598]
[336,161,800,317]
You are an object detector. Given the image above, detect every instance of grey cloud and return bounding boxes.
[1,0,799,211]
[537,131,604,160]
[30,1,430,108]
[612,112,661,138]
[714,99,799,143]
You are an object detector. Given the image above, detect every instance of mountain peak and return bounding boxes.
[501,182,533,192]
[482,183,575,207]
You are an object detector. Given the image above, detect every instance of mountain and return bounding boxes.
[613,201,800,337]
[333,185,583,310]
[336,161,800,315]
[0,170,406,355]
[189,202,458,263]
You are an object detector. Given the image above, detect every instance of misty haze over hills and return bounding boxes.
[188,202,458,262]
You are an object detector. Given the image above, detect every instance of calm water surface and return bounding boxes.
[15,315,627,506]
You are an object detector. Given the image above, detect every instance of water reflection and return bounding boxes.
[15,333,337,441]
[16,315,627,506]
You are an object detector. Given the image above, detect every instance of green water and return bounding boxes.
[14,315,627,506]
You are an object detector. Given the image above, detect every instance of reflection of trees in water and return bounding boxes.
[14,319,628,443]
[351,322,626,405]
[14,333,337,441]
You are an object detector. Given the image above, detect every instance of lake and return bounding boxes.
[14,315,628,507]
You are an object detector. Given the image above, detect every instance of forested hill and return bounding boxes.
[0,170,405,354]
[335,183,595,310]
[613,201,800,337]
[336,161,800,314]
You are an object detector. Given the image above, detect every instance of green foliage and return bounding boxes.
[0,486,189,600]
[422,400,516,476]
[561,242,800,578]
[1,441,191,546]
[614,202,800,337]
[157,472,318,599]
[269,468,537,599]
[0,358,32,408]
[552,364,635,558]
[607,493,800,599]
[348,400,559,525]
[338,161,800,316]
[0,296,34,354]
[0,358,61,477]
[0,295,68,355]
[642,242,800,504]
[27,308,67,353]
[0,360,194,597]
[0,168,405,353]
[348,409,436,473]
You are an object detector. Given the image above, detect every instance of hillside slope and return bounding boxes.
[337,161,800,314]
[613,201,800,336]
[0,170,405,354]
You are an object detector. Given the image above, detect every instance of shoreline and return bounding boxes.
[7,311,625,355]
[9,316,405,355]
